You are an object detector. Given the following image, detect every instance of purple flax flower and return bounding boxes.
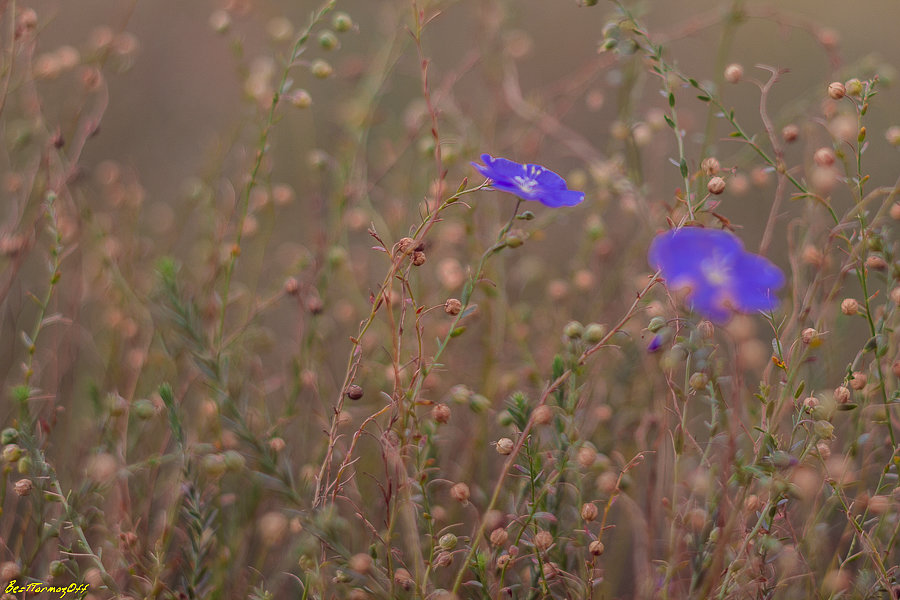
[472,154,584,207]
[648,227,785,323]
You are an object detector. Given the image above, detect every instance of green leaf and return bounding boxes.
[664,114,676,129]
[679,159,688,178]
[668,92,675,107]
[159,383,184,448]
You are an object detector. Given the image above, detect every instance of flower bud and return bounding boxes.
[701,157,720,176]
[813,147,835,167]
[318,31,339,51]
[724,63,743,84]
[840,298,858,315]
[533,530,553,551]
[394,568,413,591]
[444,298,462,315]
[581,502,599,522]
[505,229,525,248]
[2,443,22,462]
[288,89,312,109]
[450,482,470,503]
[495,438,514,455]
[209,10,231,33]
[332,12,353,32]
[575,446,596,469]
[707,176,726,195]
[833,386,851,404]
[844,78,863,96]
[814,420,835,439]
[887,126,900,147]
[827,82,845,100]
[532,405,552,425]
[349,553,372,573]
[648,316,666,333]
[311,59,333,79]
[14,478,33,496]
[490,527,508,546]
[284,277,300,295]
[433,551,453,568]
[781,124,800,143]
[439,533,458,550]
[584,323,607,343]
[564,320,584,339]
[431,403,451,423]
[1,428,18,445]
[396,237,416,255]
[800,328,818,345]
[689,372,709,391]
[865,255,887,270]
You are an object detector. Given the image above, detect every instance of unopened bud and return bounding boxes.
[865,255,887,270]
[701,157,720,176]
[840,298,858,315]
[283,277,300,295]
[450,482,470,503]
[724,63,743,84]
[813,147,835,167]
[781,124,800,143]
[532,405,552,425]
[311,59,333,79]
[288,89,312,109]
[490,527,509,546]
[394,568,413,590]
[707,176,726,195]
[689,372,709,391]
[495,438,514,455]
[564,320,584,339]
[432,403,451,423]
[14,478,33,496]
[444,298,462,315]
[801,328,818,345]
[396,237,416,255]
[827,81,845,100]
[533,530,553,551]
[833,386,851,404]
[844,78,863,97]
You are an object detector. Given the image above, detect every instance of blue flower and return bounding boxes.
[647,227,785,323]
[472,154,585,207]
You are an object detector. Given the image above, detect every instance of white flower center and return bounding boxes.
[513,166,543,194]
[700,253,733,286]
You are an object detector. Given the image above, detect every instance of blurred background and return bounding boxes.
[4,0,900,597]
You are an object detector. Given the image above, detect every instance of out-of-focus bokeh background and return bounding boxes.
[4,1,900,598]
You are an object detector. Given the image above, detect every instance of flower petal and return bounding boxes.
[537,188,585,207]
